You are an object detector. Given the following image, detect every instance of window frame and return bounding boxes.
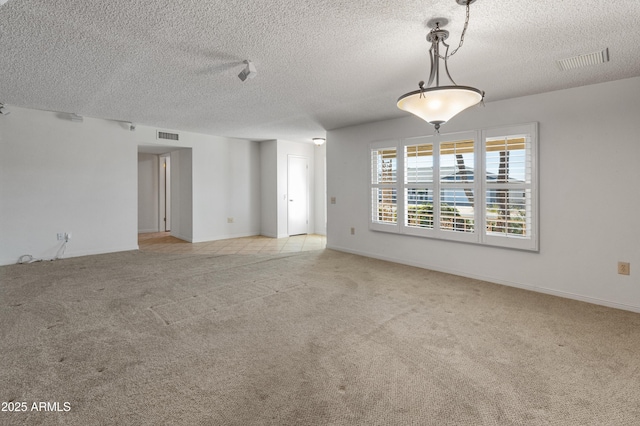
[370,140,400,233]
[369,123,538,251]
[480,124,538,251]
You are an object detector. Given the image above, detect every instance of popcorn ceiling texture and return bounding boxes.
[0,0,639,141]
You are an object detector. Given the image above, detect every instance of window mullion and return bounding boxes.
[433,139,441,236]
[479,130,487,244]
[397,143,406,234]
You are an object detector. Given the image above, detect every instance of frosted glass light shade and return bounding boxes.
[397,86,483,126]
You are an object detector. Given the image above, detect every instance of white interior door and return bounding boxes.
[288,155,309,235]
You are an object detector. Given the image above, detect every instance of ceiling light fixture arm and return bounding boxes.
[426,43,436,88]
[425,25,450,89]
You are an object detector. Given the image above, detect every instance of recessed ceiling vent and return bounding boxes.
[157,131,179,141]
[556,48,609,71]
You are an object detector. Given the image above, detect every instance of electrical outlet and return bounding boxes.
[350,227,355,235]
[330,197,336,205]
[227,217,234,223]
[57,233,65,241]
[618,262,630,275]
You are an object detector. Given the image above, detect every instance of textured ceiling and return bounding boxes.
[1,0,640,142]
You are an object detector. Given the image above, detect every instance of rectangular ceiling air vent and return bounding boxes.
[556,48,609,71]
[157,131,179,141]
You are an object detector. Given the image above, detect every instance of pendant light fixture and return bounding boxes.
[397,0,483,132]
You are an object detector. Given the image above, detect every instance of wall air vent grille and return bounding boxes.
[556,48,609,71]
[157,131,179,141]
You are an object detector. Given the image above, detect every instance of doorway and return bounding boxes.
[138,144,186,238]
[287,155,309,236]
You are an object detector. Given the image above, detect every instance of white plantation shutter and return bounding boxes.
[405,143,434,183]
[401,132,478,242]
[404,137,435,231]
[370,143,399,230]
[438,138,476,237]
[369,124,538,251]
[482,123,538,250]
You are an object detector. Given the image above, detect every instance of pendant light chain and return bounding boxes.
[437,2,470,60]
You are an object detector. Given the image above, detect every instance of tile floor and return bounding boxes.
[138,232,327,255]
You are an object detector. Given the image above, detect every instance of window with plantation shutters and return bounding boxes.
[483,124,537,250]
[371,144,398,229]
[369,123,537,251]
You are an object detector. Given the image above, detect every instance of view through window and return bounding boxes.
[370,123,538,251]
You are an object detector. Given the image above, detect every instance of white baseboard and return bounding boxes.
[63,246,140,259]
[1,245,140,266]
[138,228,159,234]
[191,231,261,244]
[326,244,640,314]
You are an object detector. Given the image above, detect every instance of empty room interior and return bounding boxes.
[1,0,639,424]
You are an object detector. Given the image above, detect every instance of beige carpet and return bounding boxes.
[1,249,639,425]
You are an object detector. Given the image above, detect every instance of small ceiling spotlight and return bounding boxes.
[238,60,257,82]
[69,113,83,122]
[312,138,326,146]
[0,104,10,115]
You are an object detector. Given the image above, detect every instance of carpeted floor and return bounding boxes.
[1,249,639,425]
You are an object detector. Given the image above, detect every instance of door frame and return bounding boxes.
[158,154,171,232]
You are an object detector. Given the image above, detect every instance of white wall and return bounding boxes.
[260,140,278,238]
[0,106,262,265]
[138,153,159,233]
[327,76,640,312]
[0,108,138,264]
[314,143,327,235]
[192,138,261,242]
